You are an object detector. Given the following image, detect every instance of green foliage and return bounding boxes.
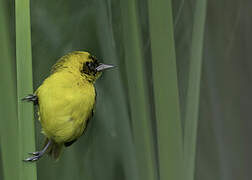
[120,0,157,179]
[148,0,183,179]
[3,0,245,180]
[15,0,37,179]
[183,1,207,180]
[0,1,19,180]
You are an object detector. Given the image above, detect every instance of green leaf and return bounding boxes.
[0,1,19,180]
[120,0,157,179]
[183,0,207,180]
[147,0,183,180]
[15,0,37,178]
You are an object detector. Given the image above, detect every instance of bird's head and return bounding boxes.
[52,51,115,83]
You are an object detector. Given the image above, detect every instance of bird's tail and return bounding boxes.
[43,138,63,161]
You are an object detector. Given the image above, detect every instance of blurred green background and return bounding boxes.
[1,0,251,180]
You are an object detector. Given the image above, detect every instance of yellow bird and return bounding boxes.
[22,51,115,162]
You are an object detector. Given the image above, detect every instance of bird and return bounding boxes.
[22,51,115,162]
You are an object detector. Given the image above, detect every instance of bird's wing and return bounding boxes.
[64,88,96,147]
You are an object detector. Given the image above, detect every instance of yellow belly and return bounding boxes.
[36,72,95,143]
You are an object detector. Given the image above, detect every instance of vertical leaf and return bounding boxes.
[147,0,183,180]
[15,0,37,179]
[0,1,19,180]
[120,0,157,180]
[183,0,207,180]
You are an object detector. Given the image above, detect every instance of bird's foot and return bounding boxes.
[23,139,51,162]
[28,151,41,156]
[23,151,43,162]
[22,94,38,105]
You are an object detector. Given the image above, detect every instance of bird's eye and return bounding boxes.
[86,62,93,70]
[85,61,98,74]
[86,62,90,68]
[81,55,100,75]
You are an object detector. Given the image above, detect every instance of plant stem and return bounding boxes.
[15,0,37,178]
[148,0,183,180]
[183,0,207,180]
[120,0,157,179]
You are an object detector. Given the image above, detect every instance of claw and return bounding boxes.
[23,151,43,162]
[23,155,40,162]
[28,151,40,156]
[22,94,38,105]
[23,139,52,162]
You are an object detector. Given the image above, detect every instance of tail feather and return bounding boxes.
[44,138,63,160]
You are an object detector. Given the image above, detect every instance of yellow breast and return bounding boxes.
[36,71,95,143]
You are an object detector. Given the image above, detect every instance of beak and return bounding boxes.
[96,63,116,72]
